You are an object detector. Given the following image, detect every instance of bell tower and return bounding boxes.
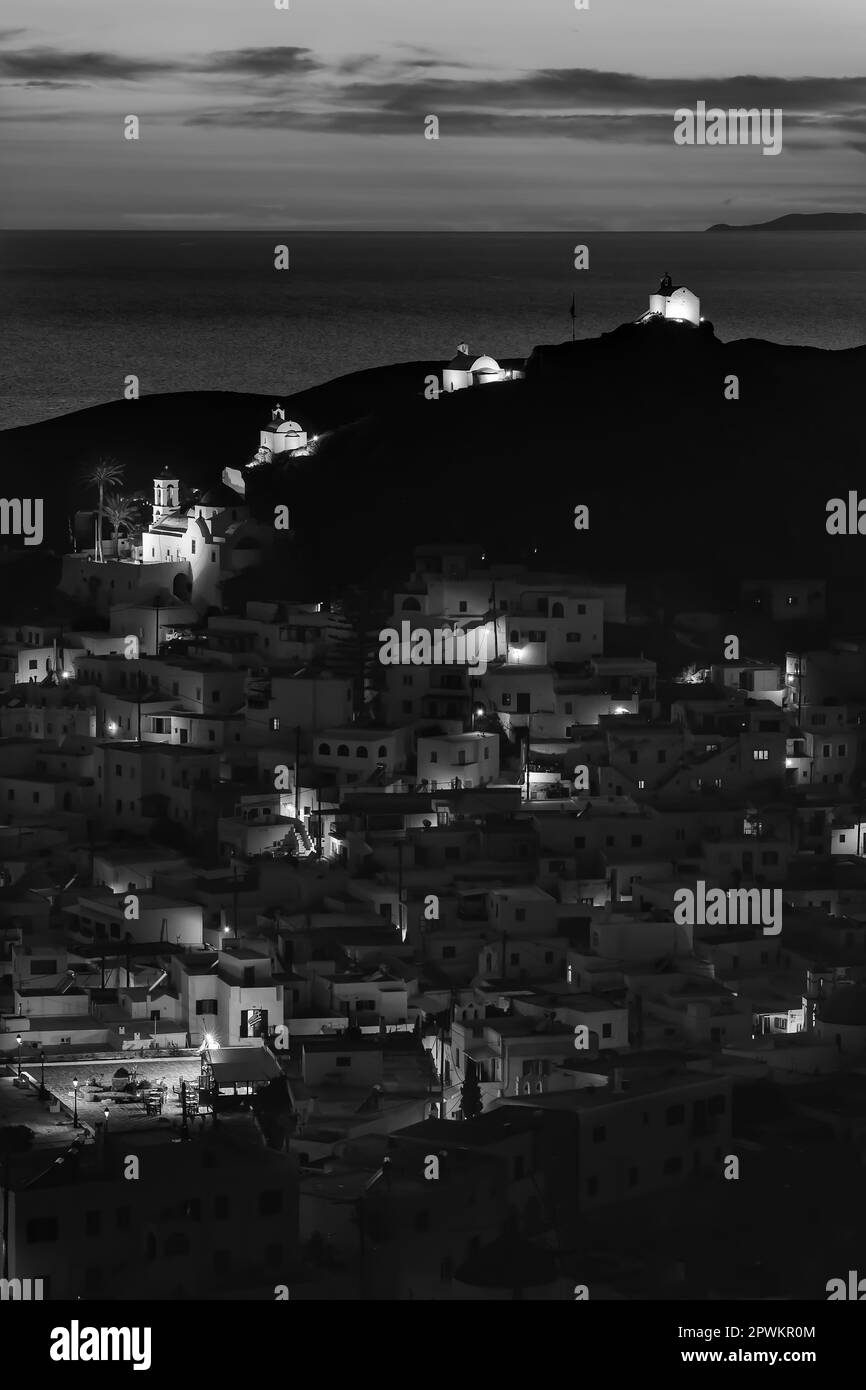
[153,466,180,525]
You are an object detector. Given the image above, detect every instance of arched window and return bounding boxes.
[401,597,421,611]
[378,745,387,758]
[318,742,331,755]
[337,745,349,757]
[551,602,564,618]
[357,746,369,758]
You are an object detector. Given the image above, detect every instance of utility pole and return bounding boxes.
[315,785,322,858]
[395,839,404,940]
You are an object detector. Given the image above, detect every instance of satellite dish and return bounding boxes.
[457,342,469,355]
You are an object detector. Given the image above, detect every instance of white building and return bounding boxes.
[442,345,523,393]
[249,403,311,464]
[636,274,701,327]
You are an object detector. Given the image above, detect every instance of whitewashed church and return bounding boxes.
[635,274,701,327]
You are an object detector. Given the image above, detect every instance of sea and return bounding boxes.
[1,229,864,432]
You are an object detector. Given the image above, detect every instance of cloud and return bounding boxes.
[196,46,322,77]
[0,46,181,80]
[15,79,90,89]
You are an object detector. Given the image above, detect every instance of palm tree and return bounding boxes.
[103,492,138,558]
[82,457,125,561]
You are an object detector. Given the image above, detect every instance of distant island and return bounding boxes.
[707,212,866,232]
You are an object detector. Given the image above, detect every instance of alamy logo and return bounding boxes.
[50,1321,152,1372]
[827,1271,866,1300]
[674,101,783,157]
[674,881,782,935]
[378,621,490,674]
[0,498,43,546]
[0,1277,43,1300]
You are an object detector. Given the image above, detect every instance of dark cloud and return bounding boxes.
[185,64,866,154]
[0,46,181,80]
[17,79,89,89]
[196,46,321,77]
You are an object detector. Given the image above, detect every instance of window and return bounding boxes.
[196,999,218,1015]
[26,1217,58,1243]
[838,744,848,757]
[602,1022,612,1038]
[337,745,349,757]
[509,952,520,966]
[666,1104,685,1125]
[357,746,369,758]
[336,1056,352,1068]
[259,1190,282,1216]
[500,692,511,707]
[564,702,573,715]
[515,908,525,922]
[753,749,769,761]
[442,945,456,959]
[318,742,330,755]
[566,632,581,643]
[761,850,779,865]
[573,835,585,849]
[631,834,643,847]
[544,951,553,964]
[822,744,831,757]
[377,746,387,758]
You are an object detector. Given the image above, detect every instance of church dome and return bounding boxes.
[275,420,304,436]
[470,355,500,373]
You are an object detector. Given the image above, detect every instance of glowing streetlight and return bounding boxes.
[16,1034,22,1079]
[72,1076,80,1128]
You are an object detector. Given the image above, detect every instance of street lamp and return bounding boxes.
[16,1034,21,1080]
[72,1076,80,1128]
[104,1106,110,1133]
[39,1048,46,1099]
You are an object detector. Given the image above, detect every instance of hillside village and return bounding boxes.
[2,400,866,1301]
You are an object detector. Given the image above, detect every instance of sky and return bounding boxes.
[1,0,865,229]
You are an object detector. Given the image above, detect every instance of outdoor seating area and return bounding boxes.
[76,1065,204,1117]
